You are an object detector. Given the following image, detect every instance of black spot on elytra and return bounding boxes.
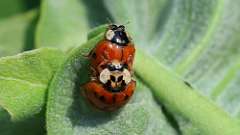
[184,81,193,89]
[112,95,116,103]
[94,91,98,96]
[99,95,105,102]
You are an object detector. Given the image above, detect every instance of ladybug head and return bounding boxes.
[105,24,130,46]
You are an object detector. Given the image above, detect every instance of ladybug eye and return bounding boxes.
[105,30,115,41]
[99,68,111,84]
[109,24,118,30]
[123,63,128,69]
[122,69,131,84]
[118,25,125,31]
[107,64,115,71]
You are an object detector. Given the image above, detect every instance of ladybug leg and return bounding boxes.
[97,51,110,71]
[80,52,90,58]
[97,61,108,73]
[126,55,134,75]
[90,67,98,81]
[126,63,133,74]
[127,55,133,67]
[91,77,97,81]
[81,48,94,58]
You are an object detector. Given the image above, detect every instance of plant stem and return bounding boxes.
[134,49,240,135]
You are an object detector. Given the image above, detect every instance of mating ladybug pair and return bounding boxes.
[83,24,136,111]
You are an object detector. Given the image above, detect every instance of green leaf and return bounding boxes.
[0,10,38,57]
[46,32,178,135]
[0,0,39,19]
[36,0,113,50]
[104,0,168,46]
[36,0,90,50]
[0,48,65,121]
[0,107,45,135]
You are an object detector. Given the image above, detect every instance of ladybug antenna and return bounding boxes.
[122,21,131,26]
[106,17,114,25]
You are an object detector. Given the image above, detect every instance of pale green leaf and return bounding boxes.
[0,107,44,135]
[0,48,65,120]
[0,10,37,57]
[36,0,90,50]
[36,0,113,50]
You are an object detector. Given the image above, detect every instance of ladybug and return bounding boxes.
[88,24,135,77]
[83,60,136,111]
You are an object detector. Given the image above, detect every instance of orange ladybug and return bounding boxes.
[83,24,136,111]
[83,60,136,111]
[88,24,135,77]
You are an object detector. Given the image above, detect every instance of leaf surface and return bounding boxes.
[0,48,65,120]
[36,0,90,50]
[0,10,37,57]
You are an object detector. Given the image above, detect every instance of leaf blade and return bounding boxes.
[0,48,65,120]
[0,10,37,57]
[36,0,90,50]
